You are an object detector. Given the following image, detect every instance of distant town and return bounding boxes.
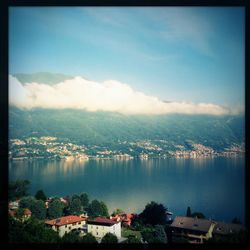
[9,136,245,161]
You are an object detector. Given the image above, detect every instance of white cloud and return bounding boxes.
[9,75,231,115]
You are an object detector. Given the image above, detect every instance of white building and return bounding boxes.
[45,215,87,237]
[87,217,121,240]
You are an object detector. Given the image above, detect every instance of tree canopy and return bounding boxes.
[9,216,59,243]
[88,199,109,217]
[80,193,89,209]
[30,200,47,220]
[80,233,98,244]
[35,190,47,201]
[186,206,192,217]
[61,231,80,243]
[48,198,64,219]
[69,197,82,215]
[101,233,118,244]
[139,201,167,225]
[9,179,30,200]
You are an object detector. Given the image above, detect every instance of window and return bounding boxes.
[69,226,71,230]
[78,222,81,225]
[73,223,76,226]
[96,232,98,235]
[96,226,98,229]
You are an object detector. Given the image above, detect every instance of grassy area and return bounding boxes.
[121,228,142,240]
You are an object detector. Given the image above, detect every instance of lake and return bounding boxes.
[9,156,245,223]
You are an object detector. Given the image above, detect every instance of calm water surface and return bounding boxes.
[9,157,245,223]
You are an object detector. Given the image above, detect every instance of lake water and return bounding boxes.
[9,156,245,223]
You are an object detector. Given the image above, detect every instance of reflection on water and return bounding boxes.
[9,157,245,223]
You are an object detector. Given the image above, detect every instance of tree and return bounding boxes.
[69,197,82,215]
[154,225,167,243]
[80,233,98,244]
[30,200,46,220]
[112,208,124,216]
[139,201,167,225]
[19,196,36,210]
[61,231,80,243]
[101,233,118,244]
[71,194,80,201]
[191,212,205,219]
[9,179,30,200]
[141,227,155,243]
[88,199,109,217]
[127,235,141,244]
[9,216,59,243]
[35,190,47,201]
[48,198,64,219]
[186,206,192,217]
[80,193,89,209]
[100,201,109,217]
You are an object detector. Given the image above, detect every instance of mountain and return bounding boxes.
[9,72,244,151]
[9,106,244,151]
[12,72,74,85]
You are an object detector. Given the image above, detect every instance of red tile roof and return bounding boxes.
[87,217,119,226]
[45,215,86,227]
[23,208,32,215]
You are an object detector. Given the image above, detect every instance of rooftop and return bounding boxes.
[170,216,214,233]
[87,217,120,226]
[45,215,86,226]
[213,222,245,235]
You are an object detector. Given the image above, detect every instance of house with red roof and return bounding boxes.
[45,215,87,237]
[87,217,121,240]
[110,213,137,227]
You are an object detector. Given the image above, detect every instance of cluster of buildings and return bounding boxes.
[170,216,246,243]
[9,136,244,160]
[8,198,246,244]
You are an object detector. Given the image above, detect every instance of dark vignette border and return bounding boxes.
[0,0,249,250]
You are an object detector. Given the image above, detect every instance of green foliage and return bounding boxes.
[154,225,167,243]
[112,208,124,216]
[48,198,64,219]
[30,200,46,220]
[19,196,36,209]
[80,193,89,209]
[186,206,192,217]
[80,233,98,244]
[9,106,244,152]
[191,212,205,219]
[127,235,141,243]
[139,201,167,225]
[9,216,59,243]
[15,208,25,220]
[141,227,156,243]
[101,233,118,244]
[88,199,109,217]
[61,231,80,243]
[35,189,47,201]
[69,197,82,215]
[8,179,30,200]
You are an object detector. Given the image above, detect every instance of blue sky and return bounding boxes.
[9,7,245,111]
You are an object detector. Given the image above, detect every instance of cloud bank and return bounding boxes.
[9,75,231,116]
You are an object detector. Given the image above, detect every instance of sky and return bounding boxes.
[9,7,245,115]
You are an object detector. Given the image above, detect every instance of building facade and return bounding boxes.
[170,216,215,243]
[87,217,121,240]
[45,215,87,237]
